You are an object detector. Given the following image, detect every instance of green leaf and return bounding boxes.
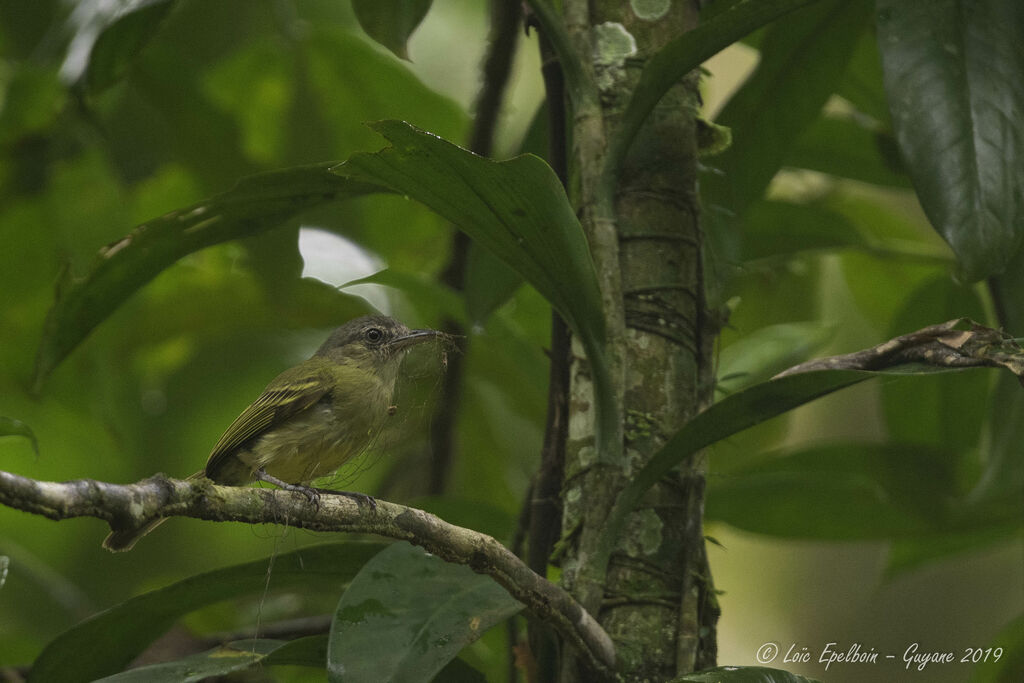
[0,416,39,456]
[674,666,822,683]
[326,541,522,683]
[262,634,329,667]
[336,122,603,351]
[607,0,825,178]
[95,639,289,682]
[31,164,384,391]
[461,102,550,325]
[876,0,1024,281]
[85,0,177,93]
[717,322,835,394]
[707,443,960,539]
[834,28,891,124]
[93,635,333,681]
[29,542,388,683]
[742,200,867,261]
[351,0,432,61]
[464,244,523,323]
[333,121,614,456]
[786,116,909,188]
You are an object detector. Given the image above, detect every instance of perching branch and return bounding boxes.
[0,470,617,679]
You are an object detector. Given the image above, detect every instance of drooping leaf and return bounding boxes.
[876,0,1024,281]
[673,666,822,683]
[326,541,522,683]
[31,165,385,391]
[0,416,39,456]
[333,121,614,455]
[464,244,523,324]
[29,542,388,683]
[461,102,549,324]
[84,0,177,94]
[351,0,432,61]
[607,0,825,178]
[336,122,603,352]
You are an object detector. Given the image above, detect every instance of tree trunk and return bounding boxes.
[559,2,720,680]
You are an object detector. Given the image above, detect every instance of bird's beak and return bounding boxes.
[389,328,441,351]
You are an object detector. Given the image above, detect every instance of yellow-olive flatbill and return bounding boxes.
[103,315,442,551]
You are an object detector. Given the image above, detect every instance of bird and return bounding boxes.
[103,315,440,551]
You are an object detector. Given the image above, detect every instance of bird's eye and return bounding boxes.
[365,327,384,343]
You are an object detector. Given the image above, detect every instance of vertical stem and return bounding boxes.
[557,0,721,680]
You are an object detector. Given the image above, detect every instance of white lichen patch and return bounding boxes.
[592,22,637,94]
[563,484,583,520]
[568,401,595,440]
[631,0,671,21]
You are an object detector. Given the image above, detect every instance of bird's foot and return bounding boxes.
[254,470,321,508]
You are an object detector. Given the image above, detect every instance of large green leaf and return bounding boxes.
[333,121,613,453]
[31,165,384,391]
[83,0,177,93]
[876,0,1024,281]
[326,541,522,683]
[607,0,824,178]
[29,542,388,683]
[351,0,432,61]
[334,121,604,352]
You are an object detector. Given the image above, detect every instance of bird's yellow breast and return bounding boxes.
[238,371,394,484]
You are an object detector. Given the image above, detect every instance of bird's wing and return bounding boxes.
[205,364,331,478]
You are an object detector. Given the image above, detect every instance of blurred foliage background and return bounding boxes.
[0,1,1021,681]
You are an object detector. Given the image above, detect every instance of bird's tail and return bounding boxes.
[102,471,205,552]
